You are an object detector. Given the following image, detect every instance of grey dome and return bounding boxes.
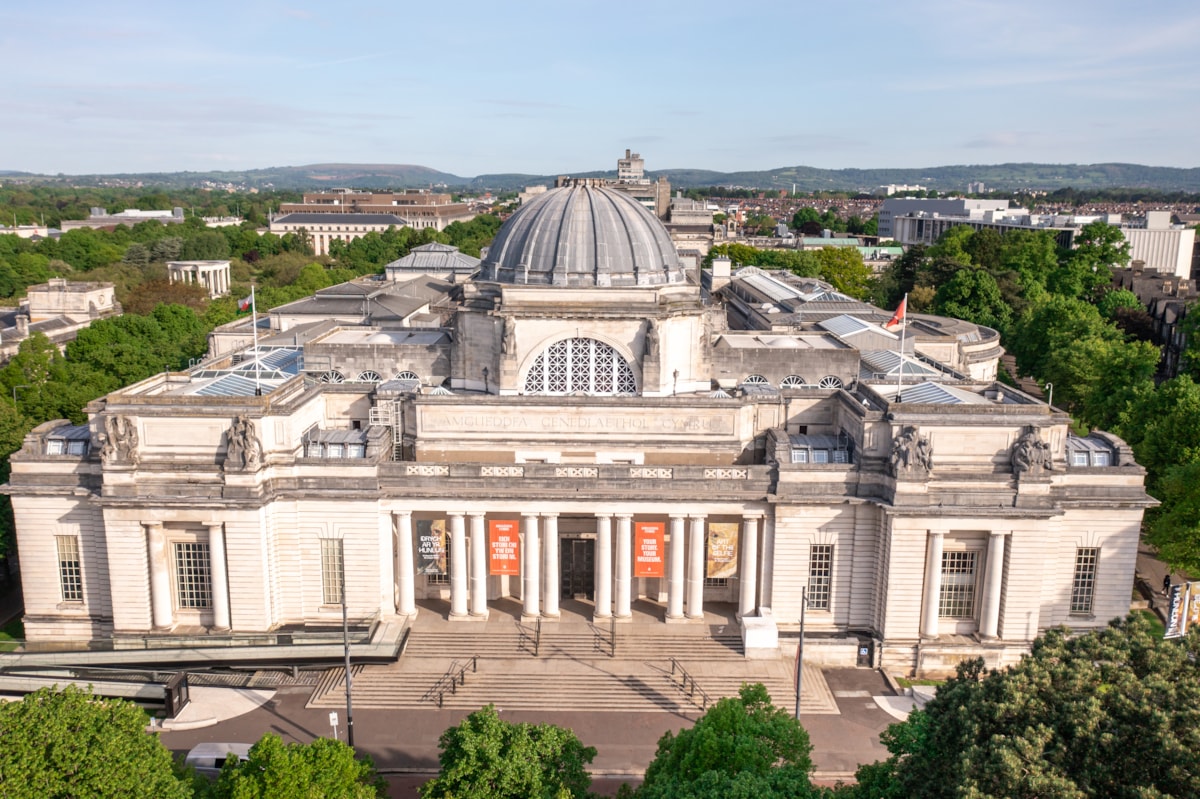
[481,185,685,287]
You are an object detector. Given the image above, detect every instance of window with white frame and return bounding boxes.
[808,545,833,610]
[522,338,637,395]
[173,542,212,609]
[56,535,83,602]
[1070,547,1099,615]
[780,375,806,388]
[321,539,344,605]
[938,550,978,618]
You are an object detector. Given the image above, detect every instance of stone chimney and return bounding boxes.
[16,315,29,337]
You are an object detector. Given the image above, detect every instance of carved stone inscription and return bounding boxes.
[421,406,736,437]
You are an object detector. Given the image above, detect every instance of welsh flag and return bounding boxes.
[238,295,253,313]
[885,295,907,327]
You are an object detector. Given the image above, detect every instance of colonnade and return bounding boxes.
[145,521,231,631]
[390,511,764,622]
[167,262,230,298]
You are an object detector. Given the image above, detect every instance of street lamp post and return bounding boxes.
[794,586,807,720]
[342,569,355,748]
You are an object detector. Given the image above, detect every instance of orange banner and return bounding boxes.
[488,519,520,575]
[635,522,665,578]
[706,522,739,579]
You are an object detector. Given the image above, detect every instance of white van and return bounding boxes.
[184,742,253,778]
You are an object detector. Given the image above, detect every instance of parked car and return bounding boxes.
[184,742,253,778]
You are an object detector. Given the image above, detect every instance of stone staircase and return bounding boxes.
[306,620,838,715]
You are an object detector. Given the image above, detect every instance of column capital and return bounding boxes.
[668,513,688,521]
[392,509,413,520]
[144,520,164,530]
[446,510,466,518]
[521,511,540,521]
[466,511,487,519]
[202,520,223,530]
[540,512,559,520]
[594,512,613,520]
[742,511,765,520]
[989,529,1010,537]
[614,512,634,521]
[688,513,707,521]
[927,529,945,539]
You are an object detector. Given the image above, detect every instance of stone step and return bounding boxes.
[403,630,745,660]
[307,666,819,714]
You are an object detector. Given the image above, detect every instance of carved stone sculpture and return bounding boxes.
[1011,427,1053,476]
[101,414,139,466]
[225,415,261,471]
[889,425,932,477]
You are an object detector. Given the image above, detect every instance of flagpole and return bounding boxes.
[895,292,907,403]
[251,285,262,396]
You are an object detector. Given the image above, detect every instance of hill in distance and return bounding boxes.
[6,162,1200,193]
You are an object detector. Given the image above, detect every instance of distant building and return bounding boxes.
[0,279,121,363]
[278,190,475,231]
[60,208,186,232]
[874,184,927,197]
[597,149,672,218]
[967,181,986,194]
[167,260,232,299]
[269,212,411,257]
[384,242,481,282]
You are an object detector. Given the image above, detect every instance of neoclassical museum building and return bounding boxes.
[6,181,1153,674]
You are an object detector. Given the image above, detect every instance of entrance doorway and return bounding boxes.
[561,538,595,600]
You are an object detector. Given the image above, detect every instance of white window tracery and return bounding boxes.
[522,338,636,395]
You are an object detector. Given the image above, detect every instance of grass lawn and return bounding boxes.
[896,677,944,689]
[1138,608,1166,638]
[0,617,23,652]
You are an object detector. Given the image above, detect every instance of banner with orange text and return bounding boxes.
[488,519,520,576]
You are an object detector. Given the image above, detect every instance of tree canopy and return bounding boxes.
[855,614,1200,799]
[635,683,821,799]
[0,685,191,799]
[419,704,596,799]
[209,733,385,799]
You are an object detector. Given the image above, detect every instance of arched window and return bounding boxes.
[356,371,383,383]
[522,337,636,395]
[781,375,807,389]
[742,374,770,386]
[818,375,843,389]
[319,370,345,384]
[395,370,420,382]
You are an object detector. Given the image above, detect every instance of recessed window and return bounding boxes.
[938,551,977,619]
[173,542,212,609]
[523,338,636,395]
[812,450,829,464]
[357,371,383,383]
[742,374,769,386]
[327,443,344,458]
[46,439,65,455]
[791,450,808,464]
[320,370,345,383]
[818,376,843,389]
[1070,548,1098,615]
[808,545,833,610]
[395,371,420,381]
[66,440,88,456]
[831,450,849,464]
[321,539,344,605]
[1071,451,1089,467]
[1091,451,1111,467]
[56,535,83,602]
[781,375,806,389]
[703,577,729,588]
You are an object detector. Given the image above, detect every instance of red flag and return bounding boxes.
[885,295,907,327]
[238,295,253,312]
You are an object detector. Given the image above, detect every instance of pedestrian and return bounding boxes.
[1163,574,1173,594]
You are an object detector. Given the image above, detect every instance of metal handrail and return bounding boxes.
[427,655,478,708]
[669,657,712,711]
[610,615,616,658]
[534,617,542,658]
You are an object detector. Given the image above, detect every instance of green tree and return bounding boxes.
[0,686,191,799]
[930,268,1011,332]
[210,733,385,799]
[1119,374,1200,490]
[420,704,595,799]
[1096,288,1142,320]
[1146,461,1200,575]
[791,207,821,229]
[811,246,872,299]
[855,615,1200,799]
[637,683,817,799]
[180,231,231,261]
[1074,219,1132,270]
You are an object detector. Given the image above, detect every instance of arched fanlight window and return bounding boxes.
[522,337,637,395]
[357,371,383,383]
[742,374,770,386]
[780,375,807,388]
[818,375,843,389]
[319,370,345,383]
[395,370,420,381]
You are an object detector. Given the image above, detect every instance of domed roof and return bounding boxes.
[481,184,685,287]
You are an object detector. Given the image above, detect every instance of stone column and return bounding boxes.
[920,531,945,638]
[542,514,560,618]
[738,514,760,618]
[145,522,173,630]
[614,514,633,619]
[979,531,1007,639]
[394,512,416,616]
[449,512,468,618]
[686,515,706,620]
[594,514,613,619]
[469,513,488,618]
[522,514,540,619]
[666,515,686,620]
[205,522,231,631]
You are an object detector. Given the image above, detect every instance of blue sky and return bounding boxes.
[2,0,1198,176]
